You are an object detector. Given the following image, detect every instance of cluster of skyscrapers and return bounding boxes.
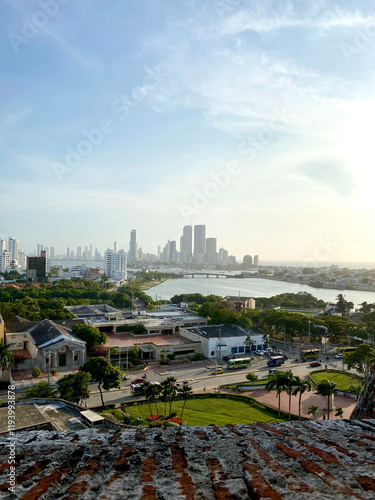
[0,237,27,272]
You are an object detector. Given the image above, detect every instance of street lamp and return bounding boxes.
[308,320,311,344]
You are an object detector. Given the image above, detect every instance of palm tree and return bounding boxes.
[284,371,297,421]
[335,407,344,419]
[144,382,161,415]
[178,383,193,420]
[265,371,291,417]
[292,376,312,420]
[142,381,154,417]
[244,335,254,356]
[308,405,319,420]
[316,379,337,420]
[162,376,178,415]
[160,380,171,417]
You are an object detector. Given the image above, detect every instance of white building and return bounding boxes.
[104,249,127,280]
[7,237,19,263]
[180,324,265,360]
[0,251,10,273]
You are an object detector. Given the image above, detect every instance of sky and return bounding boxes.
[1,0,375,263]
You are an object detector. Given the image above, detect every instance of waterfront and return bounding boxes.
[145,277,375,307]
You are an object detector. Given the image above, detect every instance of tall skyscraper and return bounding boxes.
[129,229,137,263]
[205,238,217,265]
[67,247,70,259]
[8,237,19,262]
[0,239,6,253]
[181,225,192,263]
[50,247,55,260]
[193,225,206,264]
[77,246,82,260]
[254,255,260,267]
[243,255,253,267]
[26,253,47,281]
[114,241,118,253]
[0,250,10,272]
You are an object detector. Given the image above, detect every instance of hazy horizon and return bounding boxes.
[1,1,375,262]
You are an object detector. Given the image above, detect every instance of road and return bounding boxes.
[85,354,350,408]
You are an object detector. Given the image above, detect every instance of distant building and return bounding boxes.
[243,255,253,267]
[26,254,47,281]
[0,250,10,273]
[83,267,103,281]
[8,237,19,263]
[205,238,217,265]
[181,225,192,263]
[128,229,137,263]
[254,255,260,267]
[224,296,256,311]
[104,249,127,280]
[193,225,206,263]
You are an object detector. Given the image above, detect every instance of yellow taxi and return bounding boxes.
[212,368,223,375]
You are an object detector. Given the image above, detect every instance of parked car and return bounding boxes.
[212,368,223,375]
[310,361,322,367]
[133,378,145,385]
[254,351,264,356]
[277,350,283,355]
[335,354,344,359]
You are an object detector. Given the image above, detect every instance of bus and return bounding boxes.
[267,356,285,367]
[336,346,356,354]
[300,349,320,360]
[227,358,252,369]
[130,383,144,396]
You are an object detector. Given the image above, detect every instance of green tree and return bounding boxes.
[336,294,354,317]
[345,344,375,379]
[265,371,291,417]
[348,383,363,401]
[143,381,161,416]
[284,371,297,421]
[178,383,193,420]
[23,381,57,399]
[79,356,122,406]
[244,335,254,352]
[0,340,14,370]
[159,349,167,364]
[72,324,107,350]
[316,379,337,420]
[292,376,311,420]
[308,405,319,420]
[56,372,92,405]
[335,407,344,419]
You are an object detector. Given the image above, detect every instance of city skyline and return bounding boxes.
[1,1,375,262]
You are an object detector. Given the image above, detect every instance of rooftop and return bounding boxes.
[186,324,254,339]
[105,331,195,348]
[1,420,375,498]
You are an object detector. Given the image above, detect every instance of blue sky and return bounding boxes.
[1,0,375,262]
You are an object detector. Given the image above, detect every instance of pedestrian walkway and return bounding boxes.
[244,388,356,420]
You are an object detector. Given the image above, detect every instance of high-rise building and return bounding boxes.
[77,246,82,260]
[205,238,217,265]
[8,237,19,263]
[181,225,192,263]
[193,225,206,264]
[104,249,127,280]
[243,255,253,267]
[114,241,118,253]
[218,247,228,266]
[26,254,47,281]
[169,241,178,262]
[89,244,93,260]
[95,249,101,260]
[0,239,6,252]
[17,250,26,269]
[254,255,260,267]
[67,247,70,259]
[129,230,137,263]
[0,250,10,272]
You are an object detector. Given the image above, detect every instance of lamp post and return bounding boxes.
[308,320,311,345]
[218,328,222,367]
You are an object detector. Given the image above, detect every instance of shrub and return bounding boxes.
[165,421,180,427]
[50,368,57,376]
[149,420,163,428]
[246,372,259,382]
[123,412,132,424]
[187,353,204,361]
[32,367,42,378]
[167,353,176,360]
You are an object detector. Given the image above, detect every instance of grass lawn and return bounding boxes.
[310,370,364,393]
[123,397,286,426]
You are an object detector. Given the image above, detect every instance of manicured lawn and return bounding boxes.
[310,370,364,393]
[123,397,286,426]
